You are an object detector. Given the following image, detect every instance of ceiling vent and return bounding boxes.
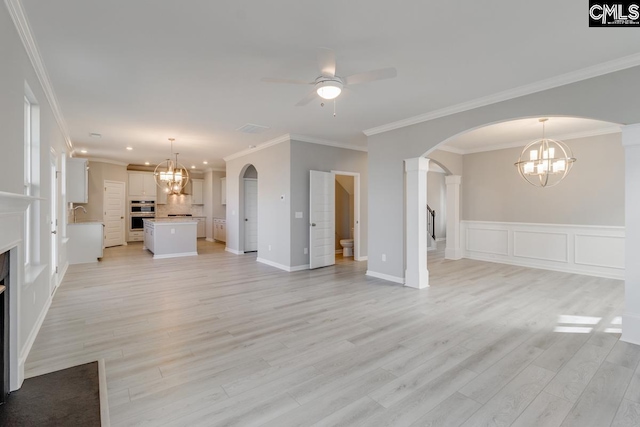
[236,123,270,134]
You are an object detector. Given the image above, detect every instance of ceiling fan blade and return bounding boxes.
[261,77,312,85]
[317,47,336,77]
[343,67,397,85]
[295,90,318,107]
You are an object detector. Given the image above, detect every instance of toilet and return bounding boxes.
[339,228,354,257]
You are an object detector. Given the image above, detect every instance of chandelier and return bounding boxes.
[514,118,576,188]
[154,138,189,195]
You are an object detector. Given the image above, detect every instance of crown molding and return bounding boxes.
[5,0,73,152]
[432,145,465,155]
[447,125,621,155]
[364,53,640,137]
[81,157,128,167]
[223,132,366,163]
[289,134,368,152]
[223,134,290,162]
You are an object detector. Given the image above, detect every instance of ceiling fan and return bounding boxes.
[261,48,397,106]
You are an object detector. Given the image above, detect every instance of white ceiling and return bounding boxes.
[20,1,640,169]
[440,117,620,154]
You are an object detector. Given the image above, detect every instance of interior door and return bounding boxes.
[244,178,258,252]
[50,156,58,292]
[104,181,126,247]
[309,170,335,269]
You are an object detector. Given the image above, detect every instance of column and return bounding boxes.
[445,175,462,260]
[405,157,429,289]
[622,124,640,345]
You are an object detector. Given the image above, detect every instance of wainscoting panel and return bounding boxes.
[461,221,625,279]
[466,228,509,255]
[513,231,568,263]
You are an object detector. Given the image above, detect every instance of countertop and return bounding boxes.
[144,218,197,224]
[68,221,104,226]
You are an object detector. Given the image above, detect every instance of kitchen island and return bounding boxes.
[143,218,198,259]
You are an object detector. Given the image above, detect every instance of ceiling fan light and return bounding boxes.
[316,80,343,100]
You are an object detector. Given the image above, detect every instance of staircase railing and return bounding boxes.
[427,205,436,241]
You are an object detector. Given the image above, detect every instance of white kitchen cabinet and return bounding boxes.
[128,172,156,198]
[214,218,226,242]
[220,177,226,205]
[195,217,206,238]
[191,179,204,205]
[67,158,89,203]
[67,222,103,263]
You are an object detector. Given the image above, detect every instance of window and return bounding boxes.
[24,86,40,266]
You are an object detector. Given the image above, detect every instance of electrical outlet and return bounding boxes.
[171,228,175,234]
[304,248,308,254]
[382,254,386,262]
[295,212,303,219]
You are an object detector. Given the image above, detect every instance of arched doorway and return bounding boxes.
[239,164,258,253]
[406,116,625,289]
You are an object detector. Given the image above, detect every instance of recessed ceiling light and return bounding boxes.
[191,165,196,169]
[80,149,87,154]
[126,147,133,151]
[203,161,208,165]
[144,162,150,165]
[89,133,101,138]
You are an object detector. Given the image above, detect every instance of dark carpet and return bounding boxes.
[0,361,101,426]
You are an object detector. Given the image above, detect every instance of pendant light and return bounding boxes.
[154,138,190,195]
[514,118,576,188]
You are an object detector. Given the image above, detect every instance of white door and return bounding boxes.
[309,171,335,269]
[104,180,126,247]
[244,179,258,252]
[50,156,59,292]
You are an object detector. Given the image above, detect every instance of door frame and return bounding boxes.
[103,180,126,247]
[243,178,258,252]
[49,149,59,293]
[331,170,362,261]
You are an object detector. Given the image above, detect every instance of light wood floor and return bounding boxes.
[26,240,640,426]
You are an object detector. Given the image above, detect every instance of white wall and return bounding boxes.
[225,141,291,266]
[0,2,69,388]
[462,133,624,225]
[289,140,368,267]
[367,66,640,280]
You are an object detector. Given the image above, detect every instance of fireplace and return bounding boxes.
[0,251,8,405]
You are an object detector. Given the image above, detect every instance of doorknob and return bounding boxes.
[311,223,316,227]
[245,218,248,222]
[51,230,57,234]
[121,216,124,219]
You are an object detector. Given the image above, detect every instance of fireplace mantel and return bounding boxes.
[0,191,41,214]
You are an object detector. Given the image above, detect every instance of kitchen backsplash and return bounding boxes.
[156,195,205,217]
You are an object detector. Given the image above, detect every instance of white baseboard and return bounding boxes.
[436,237,446,242]
[461,221,625,280]
[356,256,368,262]
[366,270,405,284]
[622,312,640,345]
[152,251,198,259]
[256,257,309,272]
[98,359,110,427]
[205,237,214,242]
[225,247,244,255]
[335,249,343,254]
[58,261,69,285]
[19,293,52,378]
